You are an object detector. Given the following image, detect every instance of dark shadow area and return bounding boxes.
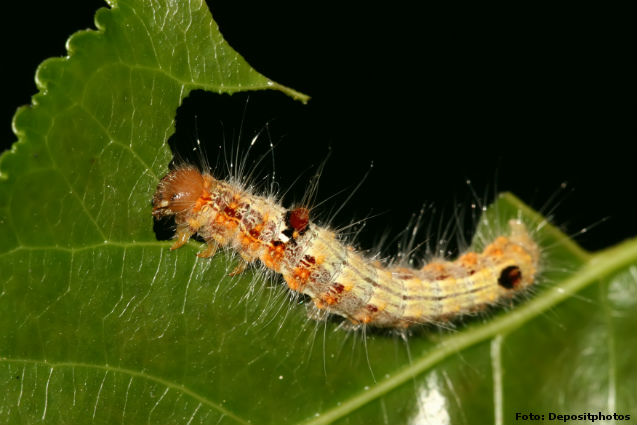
[152,216,176,243]
[164,89,324,193]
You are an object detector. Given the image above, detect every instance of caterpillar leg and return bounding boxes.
[196,242,218,258]
[229,262,247,276]
[229,252,253,276]
[337,319,364,332]
[171,223,195,251]
[305,302,330,322]
[305,303,362,331]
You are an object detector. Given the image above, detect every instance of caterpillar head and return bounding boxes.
[152,166,206,218]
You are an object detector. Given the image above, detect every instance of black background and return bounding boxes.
[2,1,635,252]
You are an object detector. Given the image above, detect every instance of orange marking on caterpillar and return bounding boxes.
[458,252,478,266]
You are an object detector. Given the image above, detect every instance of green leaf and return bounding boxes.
[1,1,635,425]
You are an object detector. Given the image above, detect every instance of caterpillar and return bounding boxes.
[152,164,541,328]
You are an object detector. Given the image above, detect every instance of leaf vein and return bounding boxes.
[0,357,250,425]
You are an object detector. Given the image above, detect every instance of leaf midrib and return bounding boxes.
[0,242,174,257]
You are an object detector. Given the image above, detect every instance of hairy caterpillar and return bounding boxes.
[152,164,540,328]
